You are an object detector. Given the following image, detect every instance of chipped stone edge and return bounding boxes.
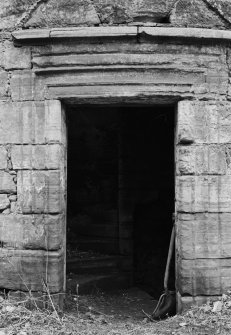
[12,26,231,42]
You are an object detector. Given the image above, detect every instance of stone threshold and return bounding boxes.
[12,27,231,43]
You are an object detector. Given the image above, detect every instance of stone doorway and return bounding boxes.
[65,104,175,299]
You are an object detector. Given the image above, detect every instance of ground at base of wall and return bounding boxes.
[0,291,231,335]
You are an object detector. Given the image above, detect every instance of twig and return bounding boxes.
[5,257,39,310]
[76,283,79,318]
[42,279,62,325]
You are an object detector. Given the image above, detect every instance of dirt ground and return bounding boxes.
[65,287,157,320]
[64,288,179,335]
[62,288,231,335]
[1,287,231,335]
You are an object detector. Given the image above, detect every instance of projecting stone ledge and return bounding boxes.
[12,27,231,43]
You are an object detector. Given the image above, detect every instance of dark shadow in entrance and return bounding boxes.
[120,106,175,299]
[65,104,175,301]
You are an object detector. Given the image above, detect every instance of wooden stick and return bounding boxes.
[164,224,175,291]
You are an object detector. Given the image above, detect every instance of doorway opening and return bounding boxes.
[66,104,175,301]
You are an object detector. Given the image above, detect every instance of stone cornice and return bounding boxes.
[12,27,231,43]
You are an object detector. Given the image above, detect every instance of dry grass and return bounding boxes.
[1,291,231,335]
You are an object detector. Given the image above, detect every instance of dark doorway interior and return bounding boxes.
[66,104,175,299]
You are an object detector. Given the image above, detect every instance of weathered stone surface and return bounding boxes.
[4,41,31,70]
[177,213,231,259]
[31,39,224,58]
[205,0,231,26]
[95,0,174,24]
[0,147,7,169]
[176,145,227,175]
[178,258,231,296]
[176,176,231,212]
[17,170,65,213]
[0,42,4,68]
[0,249,64,292]
[10,201,17,212]
[0,214,64,250]
[170,0,228,28]
[205,70,228,95]
[11,70,34,101]
[177,101,231,144]
[46,84,193,102]
[177,293,220,313]
[11,144,63,169]
[9,195,16,202]
[25,0,100,28]
[0,194,10,210]
[37,68,205,86]
[31,52,225,69]
[0,1,35,30]
[10,39,226,102]
[0,71,8,98]
[0,172,16,194]
[0,0,230,30]
[0,101,63,144]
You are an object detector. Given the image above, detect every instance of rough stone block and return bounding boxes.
[0,194,10,210]
[0,249,64,293]
[205,70,228,95]
[177,213,231,259]
[178,258,231,296]
[0,147,7,169]
[31,39,224,58]
[9,195,16,202]
[95,0,176,24]
[0,101,63,144]
[170,0,227,28]
[177,101,231,144]
[25,0,100,28]
[36,68,205,87]
[10,201,17,213]
[11,70,34,101]
[0,172,16,194]
[11,144,63,170]
[0,70,8,97]
[0,1,34,30]
[4,41,31,70]
[31,51,225,69]
[176,145,227,175]
[176,176,231,212]
[0,214,64,250]
[204,0,231,26]
[17,170,65,214]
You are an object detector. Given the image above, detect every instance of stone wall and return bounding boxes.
[0,0,231,309]
[0,0,231,31]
